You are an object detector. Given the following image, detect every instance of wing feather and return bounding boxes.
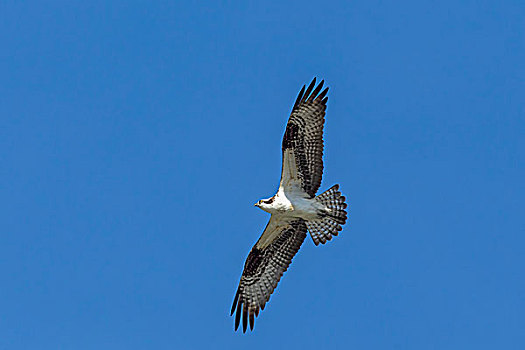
[231,216,307,332]
[281,78,328,197]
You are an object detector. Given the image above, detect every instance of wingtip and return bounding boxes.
[318,86,329,102]
[293,77,329,110]
[294,85,306,109]
[304,78,317,99]
[242,303,248,333]
[234,301,242,331]
[230,289,239,316]
[309,79,325,102]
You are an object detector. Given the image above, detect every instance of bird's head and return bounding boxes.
[254,197,275,212]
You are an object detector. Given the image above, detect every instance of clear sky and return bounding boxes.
[1,1,524,349]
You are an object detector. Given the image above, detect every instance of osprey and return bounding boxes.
[231,78,348,332]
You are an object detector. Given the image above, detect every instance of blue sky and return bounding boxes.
[1,1,524,349]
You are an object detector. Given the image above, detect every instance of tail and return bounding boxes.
[306,184,348,245]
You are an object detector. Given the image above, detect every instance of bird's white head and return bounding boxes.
[254,197,275,213]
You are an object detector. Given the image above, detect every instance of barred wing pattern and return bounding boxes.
[230,217,307,333]
[281,78,328,197]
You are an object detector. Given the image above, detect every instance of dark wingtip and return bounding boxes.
[234,300,241,331]
[294,85,306,109]
[242,303,248,333]
[231,289,239,316]
[318,87,329,102]
[303,78,317,100]
[308,80,324,102]
[293,78,329,110]
[249,312,255,331]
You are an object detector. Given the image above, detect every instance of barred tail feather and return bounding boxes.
[306,184,348,245]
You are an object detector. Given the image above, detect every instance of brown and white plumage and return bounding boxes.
[231,217,307,332]
[231,78,349,332]
[281,78,328,196]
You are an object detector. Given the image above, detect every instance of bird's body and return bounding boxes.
[231,78,349,332]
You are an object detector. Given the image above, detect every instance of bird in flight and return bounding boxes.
[231,78,349,332]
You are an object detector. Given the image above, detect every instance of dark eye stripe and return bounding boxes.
[264,197,275,204]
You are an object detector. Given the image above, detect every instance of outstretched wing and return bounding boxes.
[280,78,328,197]
[231,216,307,332]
